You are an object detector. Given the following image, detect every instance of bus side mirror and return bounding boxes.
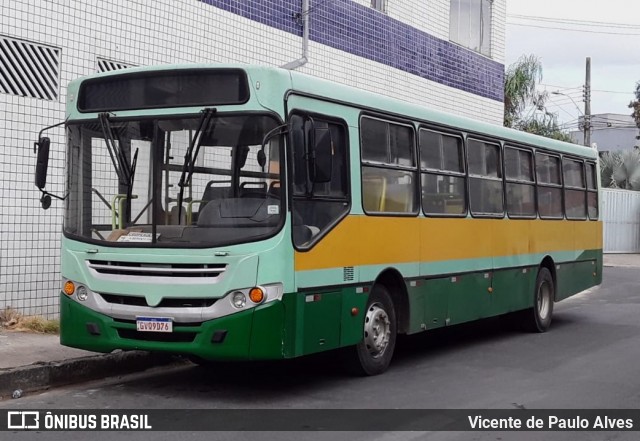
[310,126,332,184]
[35,137,51,190]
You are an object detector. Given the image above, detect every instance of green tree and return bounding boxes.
[504,55,574,142]
[504,55,543,128]
[629,81,640,129]
[600,150,640,190]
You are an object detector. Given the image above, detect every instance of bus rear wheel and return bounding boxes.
[523,267,554,333]
[347,285,397,376]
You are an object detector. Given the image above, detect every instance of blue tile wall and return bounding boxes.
[200,0,504,102]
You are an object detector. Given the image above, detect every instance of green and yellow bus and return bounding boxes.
[34,64,602,375]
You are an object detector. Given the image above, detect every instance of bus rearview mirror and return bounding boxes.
[310,127,332,184]
[35,137,51,190]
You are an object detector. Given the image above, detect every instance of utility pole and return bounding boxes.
[584,57,591,147]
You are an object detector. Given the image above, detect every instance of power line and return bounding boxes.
[509,14,640,30]
[507,21,640,36]
[592,89,635,95]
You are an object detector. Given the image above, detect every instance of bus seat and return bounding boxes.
[201,181,231,206]
[240,181,267,197]
[362,176,387,212]
[384,183,412,212]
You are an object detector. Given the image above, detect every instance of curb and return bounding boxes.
[0,351,185,399]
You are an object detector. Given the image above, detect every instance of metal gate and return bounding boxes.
[602,189,640,253]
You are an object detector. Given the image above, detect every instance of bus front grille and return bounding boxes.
[87,260,227,279]
[100,293,217,308]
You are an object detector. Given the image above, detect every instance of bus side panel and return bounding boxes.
[490,266,536,314]
[339,287,369,347]
[556,258,599,301]
[407,279,448,334]
[446,272,492,326]
[301,290,342,355]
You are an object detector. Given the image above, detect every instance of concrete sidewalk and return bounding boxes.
[0,254,637,399]
[603,253,640,268]
[0,331,183,399]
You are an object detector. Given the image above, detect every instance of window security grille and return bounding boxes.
[0,36,60,100]
[97,58,133,72]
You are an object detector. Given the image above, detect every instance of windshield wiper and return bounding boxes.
[98,112,131,185]
[176,108,216,221]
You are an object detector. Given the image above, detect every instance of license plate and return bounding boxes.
[136,317,172,333]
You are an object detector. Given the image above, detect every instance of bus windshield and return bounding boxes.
[64,113,284,247]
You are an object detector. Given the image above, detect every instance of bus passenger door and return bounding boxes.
[287,102,353,355]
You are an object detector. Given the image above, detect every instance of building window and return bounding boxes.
[371,0,387,13]
[449,0,492,56]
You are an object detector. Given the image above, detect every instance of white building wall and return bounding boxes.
[1,0,505,317]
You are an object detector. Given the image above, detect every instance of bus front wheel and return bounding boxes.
[347,284,397,376]
[523,267,555,333]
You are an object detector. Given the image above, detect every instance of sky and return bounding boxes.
[505,0,640,133]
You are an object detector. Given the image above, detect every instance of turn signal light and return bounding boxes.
[63,280,75,296]
[249,287,265,304]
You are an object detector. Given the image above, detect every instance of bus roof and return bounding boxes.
[69,63,597,159]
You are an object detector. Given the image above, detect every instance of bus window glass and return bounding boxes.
[361,117,417,214]
[363,167,417,213]
[468,139,501,178]
[442,135,464,172]
[538,187,563,218]
[505,147,535,217]
[536,153,561,185]
[586,162,597,190]
[290,114,350,248]
[468,139,503,216]
[420,129,466,216]
[419,129,441,169]
[361,117,388,163]
[563,158,587,220]
[536,152,563,219]
[586,162,598,219]
[389,124,415,167]
[563,159,585,188]
[505,147,533,181]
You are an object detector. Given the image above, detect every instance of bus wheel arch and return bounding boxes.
[345,268,407,376]
[373,268,410,335]
[540,255,557,295]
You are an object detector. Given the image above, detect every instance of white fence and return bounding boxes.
[602,189,640,253]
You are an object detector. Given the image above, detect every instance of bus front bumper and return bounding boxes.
[59,293,287,361]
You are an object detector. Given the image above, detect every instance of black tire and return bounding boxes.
[346,285,397,376]
[522,267,555,333]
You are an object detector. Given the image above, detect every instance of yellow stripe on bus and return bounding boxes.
[294,216,602,271]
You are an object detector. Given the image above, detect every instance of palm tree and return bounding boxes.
[504,55,543,128]
[600,150,640,190]
[612,150,640,190]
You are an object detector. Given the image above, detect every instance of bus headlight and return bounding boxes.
[76,286,89,301]
[231,291,246,309]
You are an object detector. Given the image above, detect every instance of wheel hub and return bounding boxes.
[364,303,391,358]
[537,281,551,320]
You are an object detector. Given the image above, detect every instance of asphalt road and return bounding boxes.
[2,266,640,441]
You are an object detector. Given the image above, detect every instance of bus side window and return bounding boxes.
[290,113,350,248]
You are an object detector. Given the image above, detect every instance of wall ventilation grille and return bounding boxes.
[0,36,60,101]
[97,58,133,72]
